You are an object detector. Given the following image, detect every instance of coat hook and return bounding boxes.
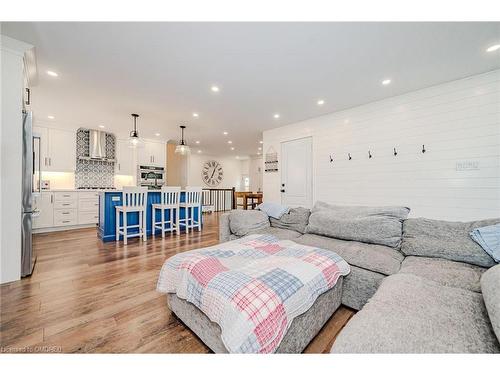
[329,154,334,163]
[422,144,426,153]
[393,147,398,156]
[348,153,352,160]
[368,150,372,159]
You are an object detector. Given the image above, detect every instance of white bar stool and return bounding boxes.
[178,186,202,233]
[115,186,148,245]
[152,186,181,238]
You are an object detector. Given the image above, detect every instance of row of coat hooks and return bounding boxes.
[329,145,426,163]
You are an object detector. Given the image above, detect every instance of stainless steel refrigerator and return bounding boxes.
[21,110,40,277]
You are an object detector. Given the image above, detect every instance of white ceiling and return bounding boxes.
[2,22,500,156]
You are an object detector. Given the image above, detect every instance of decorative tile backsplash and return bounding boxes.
[75,128,116,188]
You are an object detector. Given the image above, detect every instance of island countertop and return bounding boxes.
[97,190,202,242]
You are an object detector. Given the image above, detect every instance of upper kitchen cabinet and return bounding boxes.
[34,126,76,172]
[137,140,166,168]
[116,139,135,175]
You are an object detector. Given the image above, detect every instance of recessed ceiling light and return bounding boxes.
[236,156,240,159]
[230,147,235,151]
[99,125,105,129]
[223,131,228,135]
[211,85,220,93]
[317,99,325,106]
[257,152,261,155]
[227,140,232,144]
[195,140,200,144]
[47,115,55,119]
[382,79,391,86]
[258,147,262,151]
[197,150,202,153]
[155,133,160,137]
[259,140,263,144]
[192,113,199,118]
[486,44,500,52]
[273,113,280,119]
[47,70,58,77]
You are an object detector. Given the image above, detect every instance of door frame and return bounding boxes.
[280,136,313,208]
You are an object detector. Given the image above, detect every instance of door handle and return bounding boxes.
[25,88,31,105]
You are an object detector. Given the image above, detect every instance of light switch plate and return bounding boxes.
[456,160,479,171]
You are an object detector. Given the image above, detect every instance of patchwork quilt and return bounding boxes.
[157,234,350,353]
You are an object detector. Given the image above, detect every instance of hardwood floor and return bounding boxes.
[0,213,355,353]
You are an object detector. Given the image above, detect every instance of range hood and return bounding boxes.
[78,129,115,162]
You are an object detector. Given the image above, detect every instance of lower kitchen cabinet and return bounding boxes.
[33,191,100,231]
[33,192,54,229]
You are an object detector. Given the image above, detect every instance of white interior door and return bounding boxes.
[281,137,312,207]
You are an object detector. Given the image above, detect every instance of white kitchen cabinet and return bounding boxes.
[34,126,76,172]
[46,128,76,172]
[77,191,99,225]
[116,139,135,175]
[33,192,54,229]
[137,140,165,168]
[149,141,166,168]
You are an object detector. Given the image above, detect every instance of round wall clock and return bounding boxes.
[202,160,224,187]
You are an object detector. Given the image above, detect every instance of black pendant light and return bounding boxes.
[175,125,190,155]
[128,113,141,148]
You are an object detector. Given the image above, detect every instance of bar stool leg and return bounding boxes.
[161,208,165,238]
[152,207,156,237]
[139,210,143,241]
[116,210,119,241]
[123,211,128,245]
[143,210,147,242]
[197,206,201,231]
[186,207,189,234]
[176,207,180,235]
[169,208,173,233]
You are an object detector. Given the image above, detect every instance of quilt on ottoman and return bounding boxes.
[157,234,350,353]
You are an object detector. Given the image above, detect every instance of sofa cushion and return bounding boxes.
[228,210,270,236]
[229,227,301,241]
[401,218,499,268]
[270,207,311,234]
[306,202,409,248]
[342,265,386,311]
[295,233,404,276]
[481,264,500,342]
[248,226,302,240]
[331,274,500,353]
[399,256,486,293]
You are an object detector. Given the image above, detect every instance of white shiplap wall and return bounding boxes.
[263,70,500,221]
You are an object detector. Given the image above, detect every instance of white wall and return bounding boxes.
[249,156,263,192]
[188,153,249,190]
[264,70,500,221]
[0,36,32,284]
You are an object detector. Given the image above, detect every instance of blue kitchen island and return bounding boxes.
[98,190,202,242]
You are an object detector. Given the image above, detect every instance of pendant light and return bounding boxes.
[128,113,142,148]
[175,125,190,155]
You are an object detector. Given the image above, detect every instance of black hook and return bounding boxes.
[422,144,426,154]
[368,150,372,159]
[329,154,334,163]
[393,147,398,156]
[348,153,352,160]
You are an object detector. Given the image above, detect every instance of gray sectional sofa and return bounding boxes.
[218,203,500,353]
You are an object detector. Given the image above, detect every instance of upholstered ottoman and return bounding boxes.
[167,277,343,353]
